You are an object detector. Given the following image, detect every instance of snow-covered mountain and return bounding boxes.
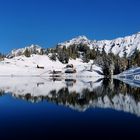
[1,31,140,76]
[58,35,94,49]
[58,32,140,57]
[7,32,140,59]
[7,44,47,58]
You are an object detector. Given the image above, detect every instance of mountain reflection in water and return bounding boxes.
[0,77,140,117]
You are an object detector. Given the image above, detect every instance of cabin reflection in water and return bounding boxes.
[0,77,140,117]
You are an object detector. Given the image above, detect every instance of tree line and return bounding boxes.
[1,43,140,77]
[48,43,140,76]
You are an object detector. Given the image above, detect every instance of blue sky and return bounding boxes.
[0,0,140,53]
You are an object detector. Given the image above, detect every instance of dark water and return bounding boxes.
[0,77,140,139]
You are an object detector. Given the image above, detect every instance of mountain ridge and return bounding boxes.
[7,31,140,58]
[58,31,140,57]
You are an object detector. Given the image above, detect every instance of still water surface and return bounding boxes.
[0,77,140,139]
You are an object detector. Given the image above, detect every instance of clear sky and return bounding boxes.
[0,0,140,53]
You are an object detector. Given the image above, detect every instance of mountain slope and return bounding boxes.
[2,31,140,76]
[7,32,140,58]
[0,54,102,76]
[58,32,140,57]
[7,44,47,58]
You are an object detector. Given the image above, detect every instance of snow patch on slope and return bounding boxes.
[7,44,46,58]
[58,32,140,57]
[0,55,102,77]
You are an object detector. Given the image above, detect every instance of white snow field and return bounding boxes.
[0,54,103,77]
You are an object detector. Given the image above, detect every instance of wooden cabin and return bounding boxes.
[37,65,44,69]
[66,64,74,68]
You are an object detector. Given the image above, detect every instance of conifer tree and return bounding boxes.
[24,48,31,57]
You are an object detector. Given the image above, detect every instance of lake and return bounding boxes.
[0,77,140,139]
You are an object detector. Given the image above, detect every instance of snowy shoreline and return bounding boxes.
[0,54,103,77]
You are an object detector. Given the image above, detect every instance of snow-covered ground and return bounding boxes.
[0,54,103,77]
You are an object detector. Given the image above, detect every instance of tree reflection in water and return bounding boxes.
[0,77,140,116]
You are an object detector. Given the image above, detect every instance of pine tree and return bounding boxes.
[90,48,96,60]
[50,53,57,61]
[102,45,106,55]
[131,49,140,66]
[24,48,31,57]
[57,50,69,64]
[40,48,44,55]
[0,53,5,61]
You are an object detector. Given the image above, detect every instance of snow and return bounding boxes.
[1,31,140,76]
[0,54,103,77]
[58,35,94,49]
[0,61,140,116]
[58,32,140,57]
[0,32,140,117]
[7,44,44,58]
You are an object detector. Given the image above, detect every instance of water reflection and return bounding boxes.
[0,77,140,116]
